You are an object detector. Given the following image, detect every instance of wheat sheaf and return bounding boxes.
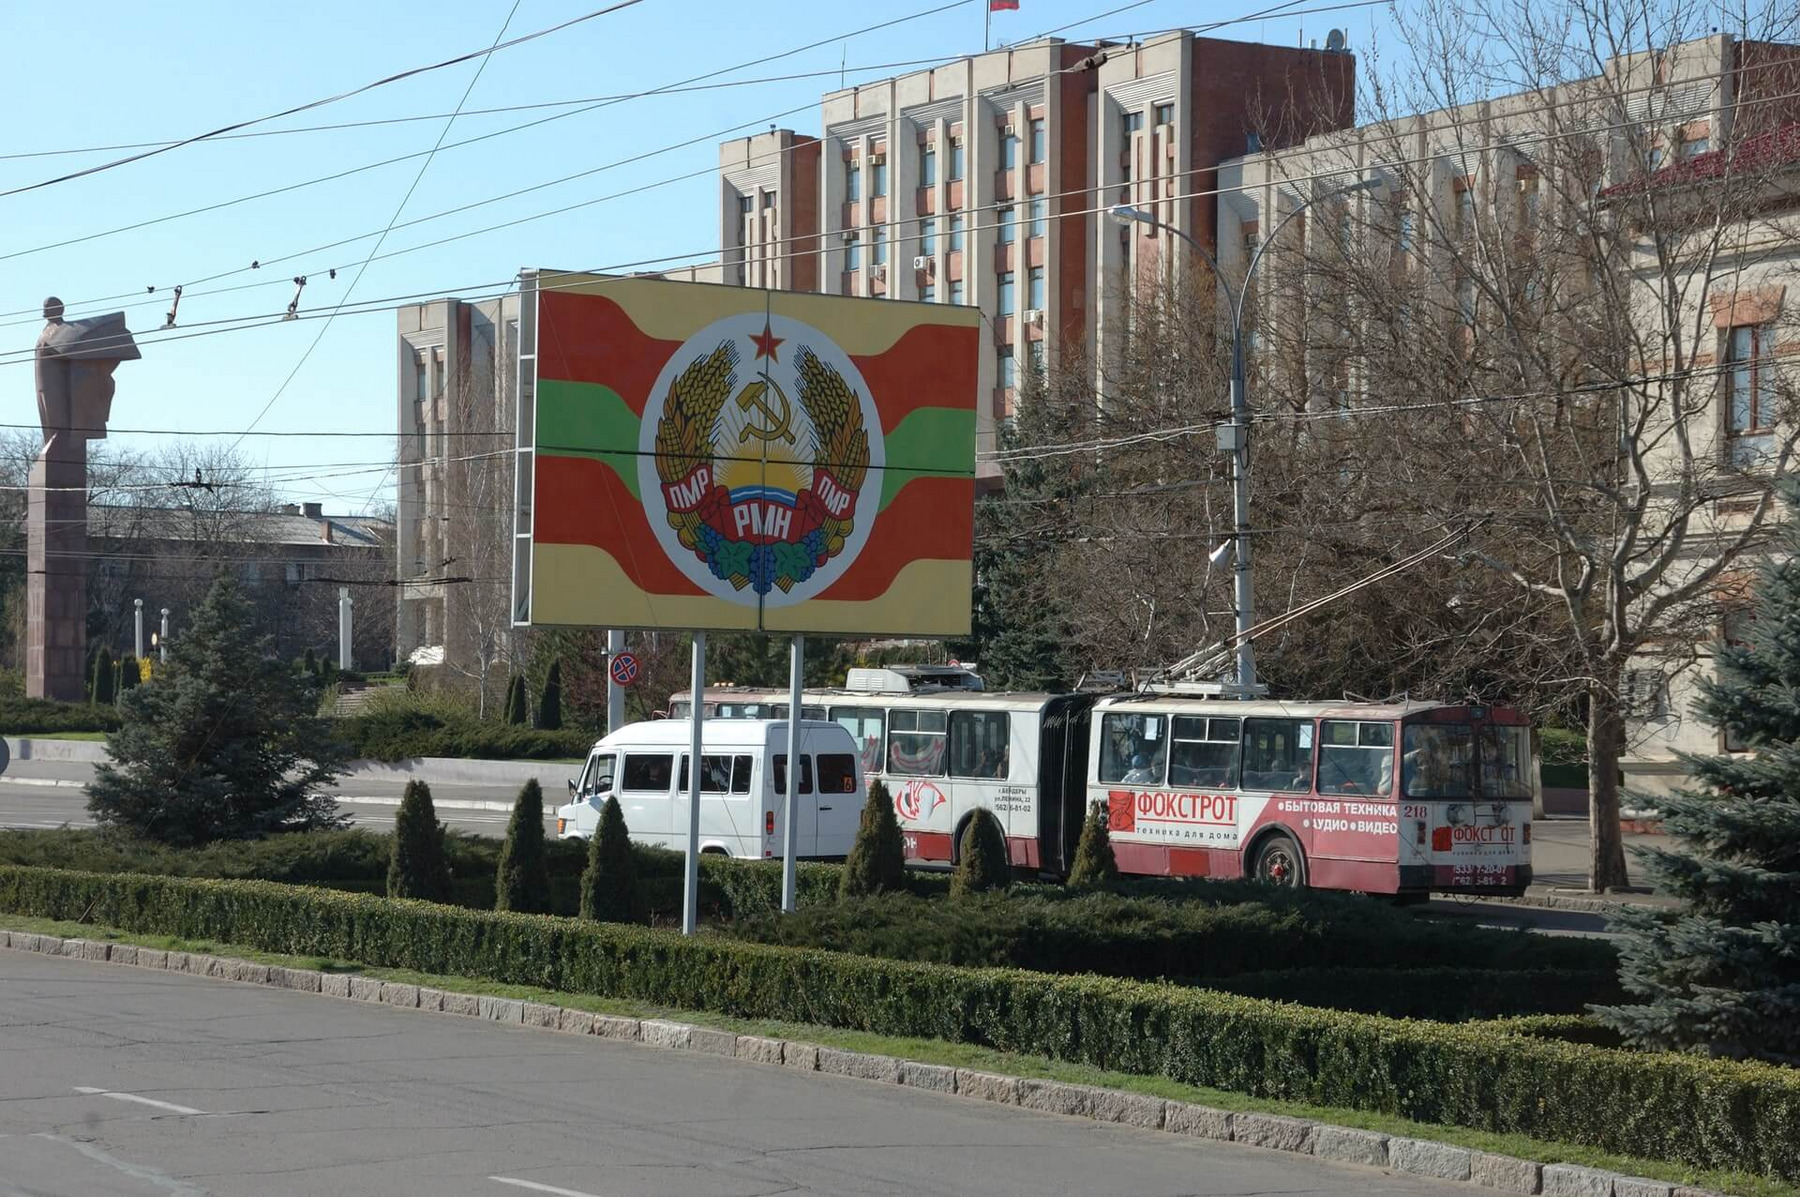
[795,346,870,558]
[655,340,737,552]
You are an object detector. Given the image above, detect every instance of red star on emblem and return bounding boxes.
[750,322,783,362]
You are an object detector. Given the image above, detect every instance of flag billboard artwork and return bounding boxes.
[511,272,981,635]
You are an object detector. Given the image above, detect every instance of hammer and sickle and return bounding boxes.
[734,374,796,445]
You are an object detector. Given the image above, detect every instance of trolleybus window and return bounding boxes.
[1241,718,1314,792]
[1169,716,1239,788]
[1481,725,1532,798]
[677,754,754,794]
[1401,724,1474,797]
[831,706,886,775]
[621,753,674,793]
[1317,721,1394,796]
[1099,713,1168,784]
[816,753,859,794]
[950,710,1009,779]
[887,709,948,776]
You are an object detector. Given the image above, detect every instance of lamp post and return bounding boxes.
[1110,179,1375,694]
[158,608,170,664]
[133,598,144,660]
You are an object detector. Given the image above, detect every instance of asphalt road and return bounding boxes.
[0,951,1474,1197]
[0,758,567,837]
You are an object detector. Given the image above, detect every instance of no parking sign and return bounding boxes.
[609,651,641,688]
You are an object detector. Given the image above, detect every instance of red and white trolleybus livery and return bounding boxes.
[674,672,1531,897]
[1089,696,1531,894]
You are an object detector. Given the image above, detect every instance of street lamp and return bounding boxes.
[1110,177,1377,694]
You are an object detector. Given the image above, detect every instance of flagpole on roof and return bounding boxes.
[984,1,990,52]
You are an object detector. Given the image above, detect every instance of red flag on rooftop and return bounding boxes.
[990,0,1020,10]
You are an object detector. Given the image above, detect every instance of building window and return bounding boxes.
[921,283,936,303]
[737,194,753,217]
[1680,134,1710,160]
[1122,111,1144,137]
[873,236,888,266]
[1028,197,1047,238]
[1454,184,1474,235]
[1727,324,1775,466]
[997,206,1016,244]
[1518,175,1540,229]
[844,234,861,272]
[920,143,936,186]
[1456,274,1477,327]
[762,190,777,209]
[871,158,888,197]
[1001,129,1019,169]
[1029,118,1046,163]
[948,214,965,252]
[949,278,966,305]
[846,161,860,202]
[1396,209,1414,253]
[949,139,965,180]
[1647,143,1665,171]
[997,343,1016,390]
[997,271,1016,316]
[1154,102,1174,127]
[1027,266,1045,310]
[412,351,428,403]
[919,218,937,255]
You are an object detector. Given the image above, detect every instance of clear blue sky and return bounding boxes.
[0,0,1391,513]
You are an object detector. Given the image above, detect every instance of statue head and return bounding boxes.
[42,297,64,323]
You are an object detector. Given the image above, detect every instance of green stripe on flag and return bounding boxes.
[536,379,641,500]
[879,407,975,511]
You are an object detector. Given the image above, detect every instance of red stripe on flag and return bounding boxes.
[989,0,1019,9]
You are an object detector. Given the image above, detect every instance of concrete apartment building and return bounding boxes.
[716,32,1356,471]
[1211,33,1800,802]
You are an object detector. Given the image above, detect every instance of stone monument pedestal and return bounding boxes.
[25,299,138,702]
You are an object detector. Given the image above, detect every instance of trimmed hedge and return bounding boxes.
[1209,967,1625,1020]
[721,891,1614,982]
[0,697,120,735]
[335,708,590,762]
[1,865,1795,1181]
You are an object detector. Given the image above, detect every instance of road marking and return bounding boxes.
[32,1134,207,1195]
[73,1086,206,1116]
[490,1178,607,1197]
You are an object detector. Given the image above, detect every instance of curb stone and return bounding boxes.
[0,931,1731,1197]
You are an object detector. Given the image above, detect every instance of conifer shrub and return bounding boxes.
[504,675,528,725]
[951,807,1010,898]
[839,780,905,899]
[117,654,141,698]
[495,779,551,914]
[387,780,449,902]
[1066,799,1119,889]
[536,659,563,731]
[90,647,115,706]
[580,795,636,921]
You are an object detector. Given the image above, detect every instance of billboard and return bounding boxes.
[512,272,981,636]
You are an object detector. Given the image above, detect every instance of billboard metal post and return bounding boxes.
[782,634,804,913]
[133,598,143,660]
[607,628,626,735]
[338,588,353,671]
[681,632,706,936]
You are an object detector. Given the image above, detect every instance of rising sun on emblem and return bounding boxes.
[642,313,882,605]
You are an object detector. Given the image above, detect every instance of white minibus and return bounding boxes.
[555,719,866,859]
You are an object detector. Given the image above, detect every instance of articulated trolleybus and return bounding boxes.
[674,668,1532,897]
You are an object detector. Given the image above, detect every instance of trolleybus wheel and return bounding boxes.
[1251,834,1306,888]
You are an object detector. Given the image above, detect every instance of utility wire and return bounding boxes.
[0,0,653,199]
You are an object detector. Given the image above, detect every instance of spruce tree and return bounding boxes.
[504,675,529,725]
[388,779,450,902]
[580,795,637,921]
[951,807,1011,898]
[86,576,347,845]
[90,647,116,706]
[839,779,906,899]
[1067,800,1120,889]
[495,779,551,913]
[1595,481,1800,1063]
[536,659,563,731]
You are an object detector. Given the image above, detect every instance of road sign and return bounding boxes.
[609,651,641,688]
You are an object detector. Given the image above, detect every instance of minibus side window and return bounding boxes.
[772,755,814,794]
[621,753,673,793]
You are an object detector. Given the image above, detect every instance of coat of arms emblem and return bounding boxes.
[640,313,883,605]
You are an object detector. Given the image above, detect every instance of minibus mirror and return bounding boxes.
[567,778,577,794]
